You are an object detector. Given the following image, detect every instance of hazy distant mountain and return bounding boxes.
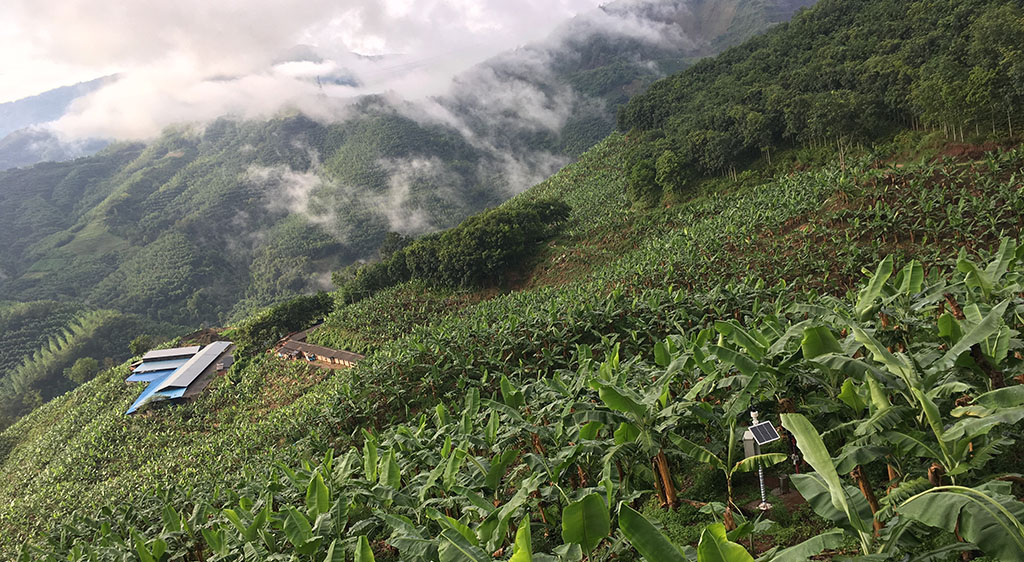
[0,128,108,170]
[0,77,118,170]
[0,76,116,139]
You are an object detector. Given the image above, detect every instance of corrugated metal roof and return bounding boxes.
[155,341,232,391]
[142,346,201,361]
[126,372,174,414]
[279,340,364,362]
[126,369,178,383]
[132,358,191,374]
[154,388,187,400]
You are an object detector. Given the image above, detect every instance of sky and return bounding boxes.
[0,0,605,104]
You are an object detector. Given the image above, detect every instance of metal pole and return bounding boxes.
[756,441,769,510]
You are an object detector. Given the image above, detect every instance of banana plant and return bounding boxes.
[782,412,1024,560]
[588,350,683,508]
[561,493,610,555]
[845,311,1020,482]
[618,502,841,562]
[781,414,874,554]
[898,482,1024,560]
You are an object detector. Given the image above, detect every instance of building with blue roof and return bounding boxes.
[126,342,234,414]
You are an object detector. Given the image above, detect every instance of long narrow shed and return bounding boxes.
[154,341,232,392]
[141,346,201,362]
[277,340,364,367]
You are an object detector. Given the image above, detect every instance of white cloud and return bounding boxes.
[0,0,603,111]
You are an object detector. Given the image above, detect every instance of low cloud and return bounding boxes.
[8,1,715,249]
[6,1,708,142]
[375,157,461,235]
[3,0,609,139]
[247,160,345,241]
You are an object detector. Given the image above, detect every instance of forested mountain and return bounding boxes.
[0,0,814,428]
[618,0,1024,202]
[1,0,1023,559]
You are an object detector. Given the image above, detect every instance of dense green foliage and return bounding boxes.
[0,301,83,377]
[0,0,811,425]
[334,199,571,304]
[64,357,100,385]
[1,126,1020,558]
[619,0,1024,201]
[310,282,481,355]
[13,239,1024,561]
[233,293,335,358]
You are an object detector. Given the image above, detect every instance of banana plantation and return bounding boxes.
[2,125,1023,562]
[19,235,1024,559]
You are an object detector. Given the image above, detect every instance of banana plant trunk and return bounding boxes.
[928,463,946,487]
[886,463,899,492]
[654,450,678,509]
[851,466,883,534]
[652,457,666,507]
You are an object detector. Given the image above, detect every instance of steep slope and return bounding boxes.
[3,130,1021,558]
[0,1,812,328]
[5,0,1023,558]
[445,0,818,159]
[617,0,1024,200]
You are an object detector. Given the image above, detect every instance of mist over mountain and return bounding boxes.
[0,0,815,429]
[0,76,115,139]
[0,0,814,320]
[2,0,1024,556]
[0,76,116,170]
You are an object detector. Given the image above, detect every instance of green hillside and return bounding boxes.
[0,0,813,430]
[0,301,179,430]
[0,0,811,326]
[5,129,1022,558]
[1,0,1023,560]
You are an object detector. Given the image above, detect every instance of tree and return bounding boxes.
[379,232,412,260]
[627,158,660,207]
[129,335,155,357]
[655,150,687,199]
[65,357,99,385]
[738,110,773,165]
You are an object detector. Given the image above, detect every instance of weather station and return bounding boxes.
[743,411,781,511]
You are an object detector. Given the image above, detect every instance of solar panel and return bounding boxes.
[750,421,780,446]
